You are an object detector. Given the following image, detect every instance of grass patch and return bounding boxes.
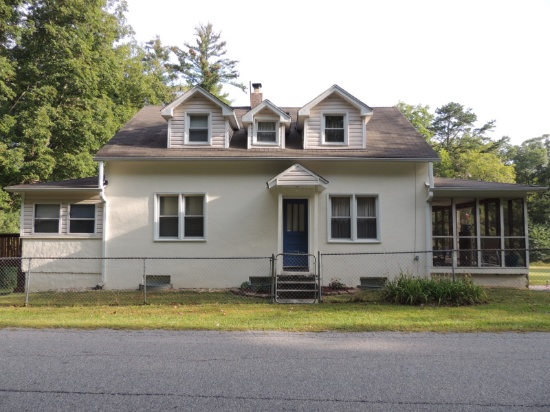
[529,266,550,286]
[0,288,549,332]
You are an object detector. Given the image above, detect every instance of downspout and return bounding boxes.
[99,161,107,286]
[425,162,434,276]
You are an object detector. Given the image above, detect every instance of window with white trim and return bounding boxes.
[329,195,378,241]
[156,194,205,240]
[255,120,277,143]
[69,204,96,234]
[34,204,60,233]
[186,114,210,143]
[322,114,347,144]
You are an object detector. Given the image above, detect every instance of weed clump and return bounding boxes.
[382,274,487,306]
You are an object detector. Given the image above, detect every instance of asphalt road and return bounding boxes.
[0,329,548,411]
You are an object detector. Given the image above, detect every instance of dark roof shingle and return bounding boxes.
[95,105,438,160]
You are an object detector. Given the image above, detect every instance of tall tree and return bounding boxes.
[430,102,496,158]
[170,22,246,102]
[0,0,172,232]
[396,102,434,142]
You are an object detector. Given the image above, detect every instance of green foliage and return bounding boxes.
[170,22,246,102]
[328,277,347,290]
[529,223,550,263]
[1,0,176,231]
[396,102,435,142]
[382,274,487,306]
[430,102,496,156]
[455,151,516,182]
[0,267,18,294]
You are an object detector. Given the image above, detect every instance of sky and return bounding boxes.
[125,0,550,145]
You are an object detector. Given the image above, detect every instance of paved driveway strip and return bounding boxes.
[0,329,548,411]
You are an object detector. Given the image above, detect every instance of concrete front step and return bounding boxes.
[275,272,319,304]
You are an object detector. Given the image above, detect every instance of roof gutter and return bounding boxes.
[99,162,107,287]
[93,156,442,163]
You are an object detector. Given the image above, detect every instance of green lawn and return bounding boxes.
[530,266,550,286]
[0,288,549,332]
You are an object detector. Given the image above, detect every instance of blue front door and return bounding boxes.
[283,199,308,269]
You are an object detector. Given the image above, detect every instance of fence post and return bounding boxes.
[25,258,32,307]
[270,253,275,304]
[451,249,456,283]
[142,258,147,304]
[318,251,322,303]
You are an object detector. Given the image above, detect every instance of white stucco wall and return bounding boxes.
[102,160,430,289]
[22,239,102,291]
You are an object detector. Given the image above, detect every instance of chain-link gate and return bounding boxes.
[274,253,320,303]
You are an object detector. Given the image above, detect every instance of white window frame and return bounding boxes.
[185,112,211,145]
[68,204,96,234]
[327,194,380,243]
[33,203,61,234]
[321,112,348,145]
[253,118,280,145]
[155,193,207,241]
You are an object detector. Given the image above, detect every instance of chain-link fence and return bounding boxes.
[1,249,548,307]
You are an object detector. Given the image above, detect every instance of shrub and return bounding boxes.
[0,267,18,294]
[328,277,347,290]
[382,274,486,306]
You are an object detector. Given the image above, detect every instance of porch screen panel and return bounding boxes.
[457,201,477,267]
[504,199,525,236]
[504,199,526,267]
[432,203,453,266]
[331,197,351,239]
[479,199,501,266]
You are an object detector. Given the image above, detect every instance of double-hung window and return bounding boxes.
[255,121,277,143]
[69,204,96,234]
[34,204,60,233]
[329,195,378,241]
[186,114,210,143]
[323,113,347,144]
[157,194,205,240]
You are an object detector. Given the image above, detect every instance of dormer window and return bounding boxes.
[257,121,277,143]
[186,113,211,144]
[322,113,348,144]
[253,119,279,145]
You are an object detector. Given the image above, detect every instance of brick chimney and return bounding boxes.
[250,83,263,108]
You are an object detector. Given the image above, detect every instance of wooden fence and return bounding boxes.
[1,234,23,292]
[1,234,21,258]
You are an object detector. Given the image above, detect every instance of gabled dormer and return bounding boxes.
[241,98,291,149]
[160,86,239,149]
[297,85,373,149]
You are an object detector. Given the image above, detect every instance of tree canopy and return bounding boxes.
[0,0,173,232]
[170,22,247,102]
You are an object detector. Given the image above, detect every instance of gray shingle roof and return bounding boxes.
[94,105,439,160]
[5,177,100,191]
[433,177,547,193]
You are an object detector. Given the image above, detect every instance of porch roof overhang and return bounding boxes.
[4,177,101,194]
[430,177,547,198]
[267,164,328,191]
